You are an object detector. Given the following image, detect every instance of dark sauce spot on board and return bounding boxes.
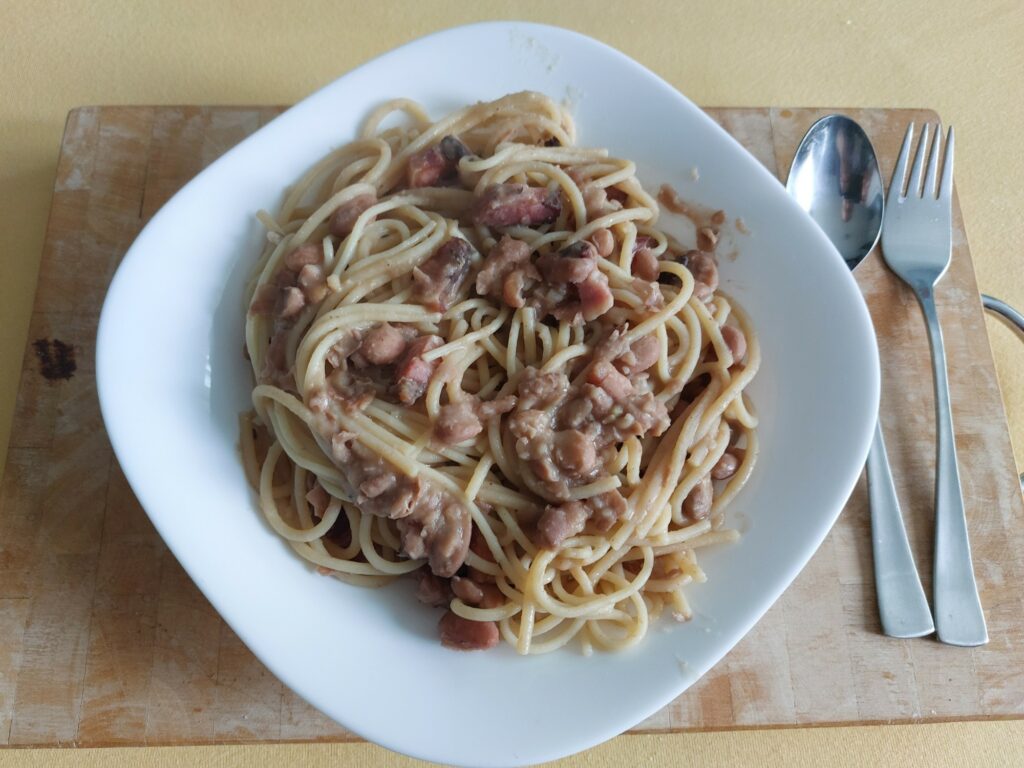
[33,338,76,381]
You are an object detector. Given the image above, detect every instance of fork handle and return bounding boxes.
[914,284,988,646]
[866,419,935,637]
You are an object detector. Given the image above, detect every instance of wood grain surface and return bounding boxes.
[0,106,1021,747]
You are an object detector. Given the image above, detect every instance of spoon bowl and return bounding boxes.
[786,114,885,270]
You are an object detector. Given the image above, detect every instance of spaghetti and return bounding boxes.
[241,92,759,654]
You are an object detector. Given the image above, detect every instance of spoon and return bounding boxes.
[787,115,935,638]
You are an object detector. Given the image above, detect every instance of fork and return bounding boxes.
[881,123,988,647]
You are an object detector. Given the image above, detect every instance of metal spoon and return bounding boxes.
[787,115,935,638]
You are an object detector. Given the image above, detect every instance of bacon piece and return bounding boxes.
[472,183,561,228]
[297,263,327,303]
[590,228,615,257]
[278,287,306,319]
[329,193,377,239]
[249,283,278,315]
[305,481,331,519]
[394,335,443,405]
[575,272,614,321]
[536,501,589,549]
[588,361,634,400]
[617,336,660,375]
[411,237,473,311]
[450,576,484,605]
[408,135,470,188]
[438,611,499,651]
[284,243,322,271]
[416,570,451,607]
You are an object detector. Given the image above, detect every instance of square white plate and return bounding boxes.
[97,21,879,767]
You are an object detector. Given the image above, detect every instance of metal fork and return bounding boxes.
[881,123,988,646]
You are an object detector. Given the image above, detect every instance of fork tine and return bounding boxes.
[891,122,914,199]
[908,123,930,198]
[924,123,942,198]
[939,125,955,201]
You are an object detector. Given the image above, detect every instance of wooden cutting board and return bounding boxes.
[1,106,1022,747]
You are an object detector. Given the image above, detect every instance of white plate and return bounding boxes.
[97,21,879,767]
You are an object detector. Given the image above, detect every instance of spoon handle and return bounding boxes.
[867,420,935,638]
[915,286,988,646]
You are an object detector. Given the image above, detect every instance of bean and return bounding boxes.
[721,324,747,363]
[711,451,741,480]
[683,475,714,520]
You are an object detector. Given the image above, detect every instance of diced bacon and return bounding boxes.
[408,146,447,188]
[450,576,484,605]
[502,270,532,308]
[284,243,322,271]
[590,228,615,258]
[249,283,278,315]
[477,395,516,420]
[325,331,362,369]
[619,335,660,374]
[582,183,621,219]
[632,278,665,311]
[588,361,634,400]
[329,193,377,239]
[475,582,505,608]
[261,328,290,385]
[607,186,628,204]
[536,254,595,284]
[395,334,443,405]
[325,370,376,412]
[297,263,327,303]
[472,183,562,228]
[466,526,497,584]
[407,135,470,188]
[411,237,473,311]
[476,235,533,295]
[575,271,614,321]
[306,481,331,519]
[416,569,450,607]
[632,235,656,253]
[279,287,306,319]
[433,395,515,445]
[438,611,499,651]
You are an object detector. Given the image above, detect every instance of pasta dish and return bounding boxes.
[240,92,759,654]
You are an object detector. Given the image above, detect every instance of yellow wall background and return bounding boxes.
[2,1,1022,765]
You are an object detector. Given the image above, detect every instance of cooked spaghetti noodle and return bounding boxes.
[241,92,759,654]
